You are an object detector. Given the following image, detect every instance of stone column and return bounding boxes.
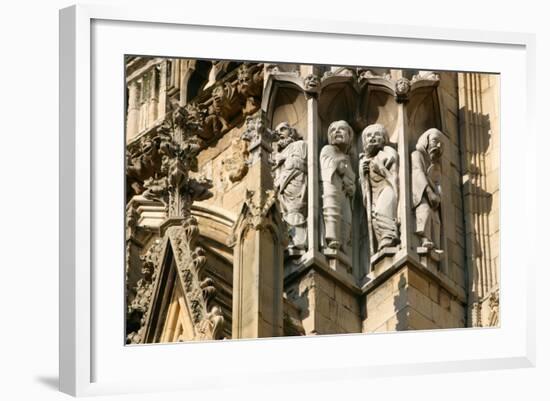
[173,59,180,89]
[395,73,413,258]
[231,115,285,339]
[126,80,140,140]
[148,66,158,124]
[138,78,146,133]
[303,66,320,258]
[157,61,167,121]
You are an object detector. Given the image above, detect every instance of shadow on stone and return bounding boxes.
[393,273,409,331]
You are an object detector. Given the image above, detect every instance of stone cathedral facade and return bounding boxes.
[124,57,499,344]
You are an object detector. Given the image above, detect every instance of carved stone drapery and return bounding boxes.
[359,123,400,254]
[411,128,444,256]
[320,120,356,255]
[271,122,308,255]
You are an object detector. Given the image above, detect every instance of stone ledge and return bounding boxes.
[361,253,467,304]
[284,250,361,296]
[284,249,466,304]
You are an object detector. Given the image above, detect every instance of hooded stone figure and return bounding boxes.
[320,120,356,252]
[411,128,444,251]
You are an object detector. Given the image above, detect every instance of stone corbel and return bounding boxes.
[303,74,321,97]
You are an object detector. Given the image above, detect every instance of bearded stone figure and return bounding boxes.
[411,128,444,252]
[359,124,400,252]
[320,120,356,253]
[272,122,308,254]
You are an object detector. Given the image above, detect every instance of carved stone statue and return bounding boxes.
[320,120,356,252]
[411,128,444,252]
[272,122,308,254]
[359,124,400,252]
[126,135,163,197]
[236,64,263,115]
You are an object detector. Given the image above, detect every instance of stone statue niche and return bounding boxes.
[411,128,444,257]
[358,124,400,257]
[271,122,308,256]
[320,120,356,255]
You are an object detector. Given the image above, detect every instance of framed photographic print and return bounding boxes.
[59,4,535,397]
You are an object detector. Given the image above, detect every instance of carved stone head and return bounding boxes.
[212,85,227,113]
[416,128,444,162]
[274,122,299,150]
[362,123,388,156]
[243,115,267,142]
[395,77,411,96]
[395,77,411,103]
[327,120,354,153]
[140,136,154,155]
[181,103,205,132]
[303,74,320,91]
[237,64,252,95]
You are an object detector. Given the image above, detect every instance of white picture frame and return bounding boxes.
[59,3,536,397]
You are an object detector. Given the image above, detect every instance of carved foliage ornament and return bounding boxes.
[126,64,264,198]
[168,223,225,340]
[243,189,277,231]
[126,239,163,344]
[127,221,225,344]
[140,115,213,218]
[228,189,282,249]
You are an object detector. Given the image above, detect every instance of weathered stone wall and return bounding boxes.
[195,124,250,217]
[363,265,465,332]
[286,270,361,335]
[439,72,467,291]
[458,72,500,327]
[124,58,500,343]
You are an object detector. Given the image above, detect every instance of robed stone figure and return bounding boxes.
[411,128,444,251]
[272,122,308,254]
[320,120,356,252]
[359,124,400,252]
